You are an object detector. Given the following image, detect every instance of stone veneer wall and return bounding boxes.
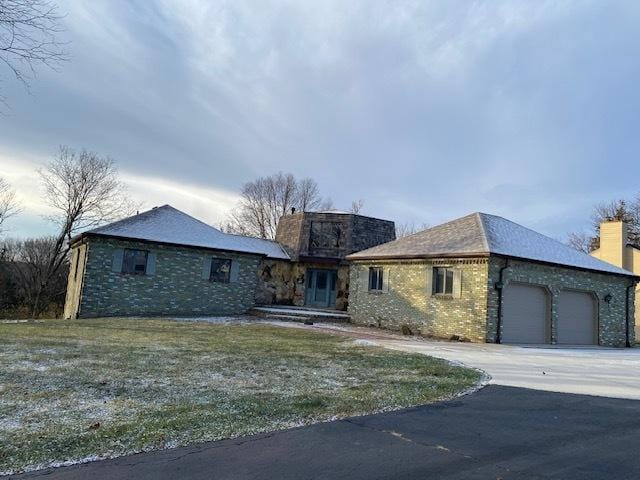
[275,212,396,261]
[350,215,396,253]
[273,215,304,260]
[72,236,261,318]
[487,257,636,347]
[348,258,490,342]
[256,259,350,310]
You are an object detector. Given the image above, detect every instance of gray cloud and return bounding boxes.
[1,0,640,240]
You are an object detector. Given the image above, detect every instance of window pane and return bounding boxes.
[122,249,148,275]
[369,267,384,291]
[369,268,376,290]
[210,258,231,283]
[434,268,445,294]
[445,269,454,294]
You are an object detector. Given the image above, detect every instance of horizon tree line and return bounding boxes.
[17,154,640,317]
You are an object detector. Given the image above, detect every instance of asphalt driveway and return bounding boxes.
[16,385,640,480]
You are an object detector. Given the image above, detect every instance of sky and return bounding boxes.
[1,0,640,241]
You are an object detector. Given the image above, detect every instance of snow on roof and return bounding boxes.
[348,212,635,276]
[83,205,290,260]
[315,209,352,214]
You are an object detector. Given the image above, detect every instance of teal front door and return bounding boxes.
[305,269,338,308]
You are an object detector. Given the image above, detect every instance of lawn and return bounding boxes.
[0,318,481,475]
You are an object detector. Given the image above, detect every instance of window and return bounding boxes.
[433,267,454,295]
[210,258,232,283]
[368,267,383,291]
[122,249,148,275]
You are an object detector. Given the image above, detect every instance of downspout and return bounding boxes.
[626,283,634,348]
[494,258,510,344]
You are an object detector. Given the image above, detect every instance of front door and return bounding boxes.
[305,269,338,308]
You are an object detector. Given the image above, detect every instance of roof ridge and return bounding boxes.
[88,206,159,234]
[159,205,224,234]
[475,212,491,252]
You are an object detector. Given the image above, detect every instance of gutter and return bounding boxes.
[75,232,290,261]
[348,252,639,279]
[346,251,491,262]
[494,258,510,344]
[626,283,635,348]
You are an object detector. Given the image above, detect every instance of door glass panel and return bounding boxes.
[314,271,328,302]
[316,271,327,290]
[330,272,337,291]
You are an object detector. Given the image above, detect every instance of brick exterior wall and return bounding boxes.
[349,256,636,347]
[66,236,261,318]
[487,257,635,347]
[348,258,490,342]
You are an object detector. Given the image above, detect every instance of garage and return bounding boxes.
[502,283,550,344]
[557,290,597,345]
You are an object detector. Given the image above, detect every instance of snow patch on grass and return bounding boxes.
[0,318,481,476]
[353,339,378,347]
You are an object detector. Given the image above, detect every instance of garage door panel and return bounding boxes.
[502,283,549,344]
[557,291,597,345]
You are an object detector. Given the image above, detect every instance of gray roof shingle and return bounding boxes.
[347,212,635,276]
[81,205,290,260]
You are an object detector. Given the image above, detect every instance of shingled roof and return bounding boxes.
[347,212,635,276]
[78,205,290,260]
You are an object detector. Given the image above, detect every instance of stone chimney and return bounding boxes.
[598,220,628,268]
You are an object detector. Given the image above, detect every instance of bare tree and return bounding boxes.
[5,236,67,316]
[297,178,322,212]
[0,177,20,232]
[567,231,593,253]
[568,198,640,252]
[318,197,335,211]
[396,221,430,238]
[0,0,67,103]
[26,146,133,316]
[227,172,330,239]
[350,199,364,214]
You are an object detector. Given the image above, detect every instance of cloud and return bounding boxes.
[1,0,639,239]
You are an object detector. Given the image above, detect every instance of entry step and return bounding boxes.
[249,306,351,323]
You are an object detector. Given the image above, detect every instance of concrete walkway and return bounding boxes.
[274,322,640,400]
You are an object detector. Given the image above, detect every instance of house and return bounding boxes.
[590,220,640,338]
[257,210,396,309]
[346,212,637,347]
[64,205,290,318]
[64,205,395,318]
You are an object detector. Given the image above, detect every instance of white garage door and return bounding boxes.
[502,283,549,344]
[557,290,597,345]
